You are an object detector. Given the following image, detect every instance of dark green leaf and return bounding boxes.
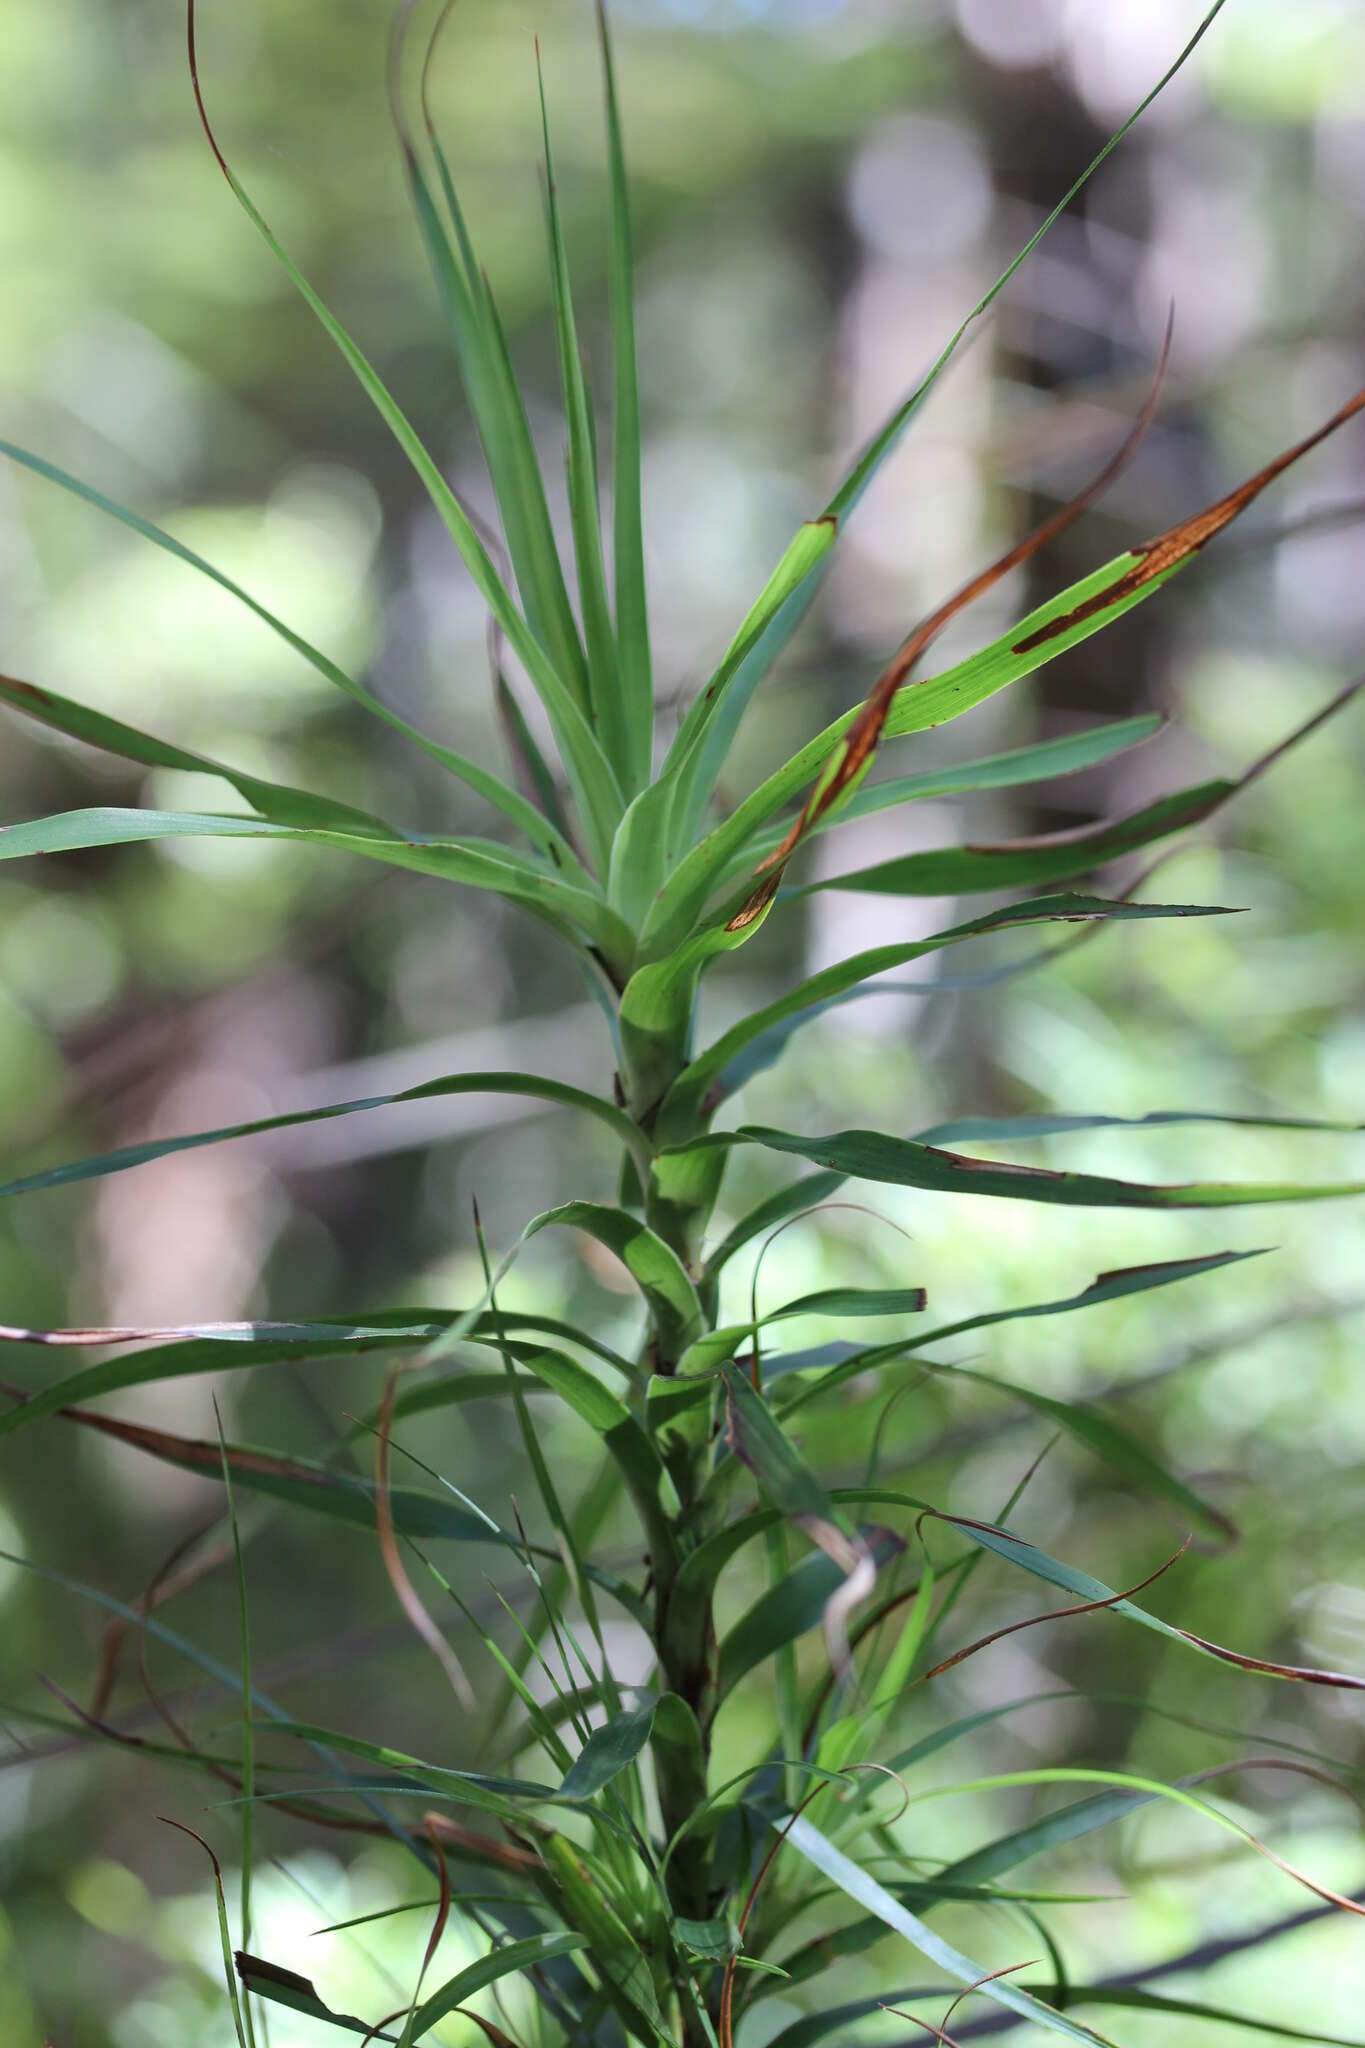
[559,1701,656,1800]
[681,1124,1365,1213]
[236,1955,393,2042]
[406,1931,589,2042]
[801,779,1231,897]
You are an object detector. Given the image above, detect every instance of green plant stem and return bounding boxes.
[632,1080,725,2025]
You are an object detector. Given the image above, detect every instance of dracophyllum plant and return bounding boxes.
[3,3,1365,2045]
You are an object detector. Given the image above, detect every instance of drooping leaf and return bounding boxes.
[901,1247,1269,1360]
[1036,1987,1365,2045]
[0,1065,649,1205]
[671,1124,1365,1215]
[0,448,577,868]
[527,1201,704,1362]
[718,1361,855,1544]
[0,1311,635,1447]
[13,1401,639,1623]
[763,1979,1364,2048]
[236,1954,394,2042]
[0,807,633,969]
[0,673,390,837]
[936,1513,1365,1690]
[918,1358,1233,1538]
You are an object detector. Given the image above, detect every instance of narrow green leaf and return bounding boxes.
[0,1312,634,1448]
[780,1812,1112,2045]
[716,1528,902,1702]
[537,56,629,792]
[802,778,1232,898]
[0,673,390,836]
[508,1343,678,1579]
[673,1124,1365,1214]
[539,1833,674,2046]
[0,806,632,968]
[1041,1987,1365,2045]
[943,1518,1365,1689]
[917,1108,1361,1145]
[598,0,653,792]
[0,444,579,870]
[0,1065,649,1206]
[718,1361,856,1547]
[729,713,1163,876]
[926,1358,1232,1536]
[238,1718,568,1817]
[635,552,1188,961]
[658,894,1229,1135]
[822,6,1229,529]
[188,17,625,872]
[402,140,589,708]
[764,1979,1365,2048]
[765,1285,927,1323]
[160,1822,250,2048]
[495,673,575,843]
[406,1931,589,2042]
[903,1247,1268,1358]
[214,1412,257,2008]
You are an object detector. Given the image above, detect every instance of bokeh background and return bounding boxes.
[3,0,1365,2041]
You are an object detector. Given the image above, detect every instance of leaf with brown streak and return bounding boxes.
[729,319,1174,922]
[1013,381,1365,655]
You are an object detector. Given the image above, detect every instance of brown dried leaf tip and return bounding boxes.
[737,318,1176,920]
[1015,381,1365,654]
